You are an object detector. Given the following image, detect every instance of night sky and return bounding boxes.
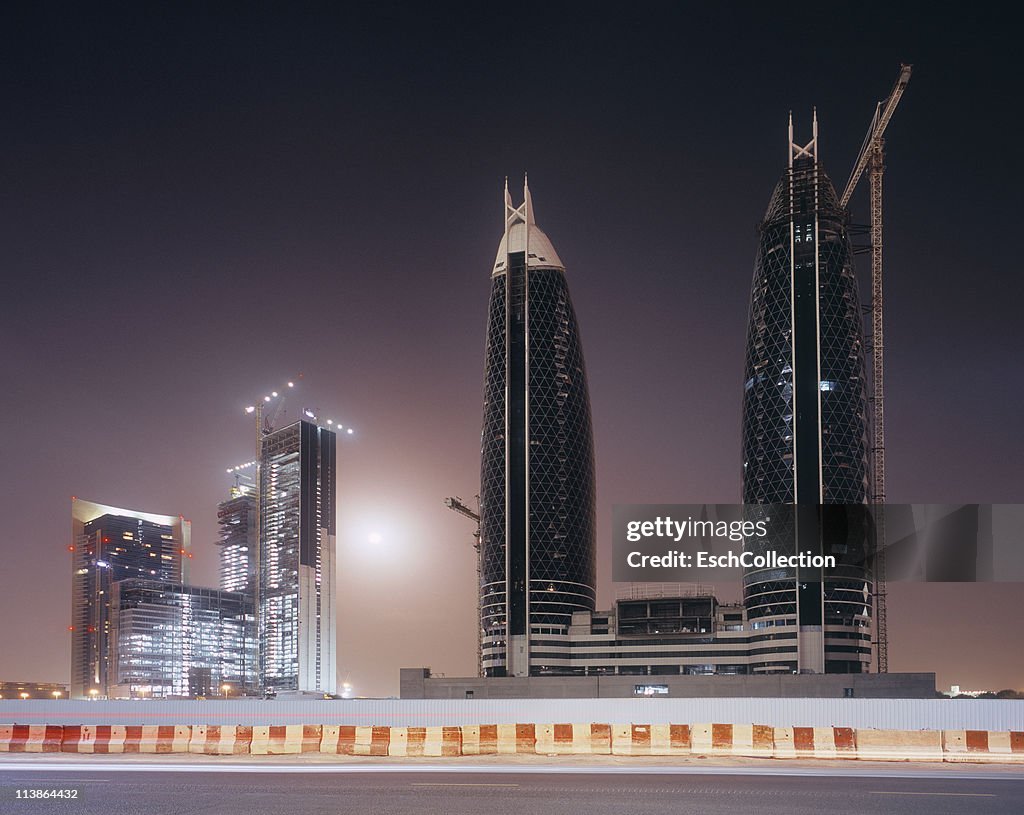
[2,4,1021,695]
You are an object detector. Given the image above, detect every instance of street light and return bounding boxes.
[19,692,29,700]
[52,690,62,700]
[221,684,232,697]
[88,688,99,700]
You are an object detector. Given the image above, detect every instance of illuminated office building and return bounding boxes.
[109,579,255,698]
[258,420,337,694]
[69,498,190,699]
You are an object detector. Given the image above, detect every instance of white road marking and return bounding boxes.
[1,761,1022,781]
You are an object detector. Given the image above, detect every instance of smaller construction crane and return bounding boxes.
[839,64,912,675]
[445,496,483,677]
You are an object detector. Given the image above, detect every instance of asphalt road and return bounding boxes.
[2,764,1023,815]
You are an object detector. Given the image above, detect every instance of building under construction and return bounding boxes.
[444,70,911,681]
[739,67,911,675]
[740,113,873,674]
[258,420,338,695]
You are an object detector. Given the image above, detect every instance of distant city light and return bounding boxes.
[287,381,295,388]
[347,428,354,435]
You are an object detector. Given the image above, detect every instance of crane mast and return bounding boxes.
[444,496,483,677]
[840,64,911,674]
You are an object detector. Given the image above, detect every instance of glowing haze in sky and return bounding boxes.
[2,5,1022,695]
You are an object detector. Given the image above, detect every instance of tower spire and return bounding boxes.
[788,111,794,168]
[523,173,535,225]
[813,107,819,163]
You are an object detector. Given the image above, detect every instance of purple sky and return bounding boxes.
[2,5,1021,696]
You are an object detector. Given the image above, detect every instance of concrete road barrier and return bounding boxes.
[188,725,253,755]
[855,728,943,761]
[4,722,1023,762]
[250,725,321,755]
[0,724,63,753]
[321,725,391,755]
[942,729,1024,763]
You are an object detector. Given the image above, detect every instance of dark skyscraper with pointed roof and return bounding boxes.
[479,178,596,677]
[741,116,873,674]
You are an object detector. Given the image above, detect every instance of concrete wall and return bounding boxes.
[400,669,937,700]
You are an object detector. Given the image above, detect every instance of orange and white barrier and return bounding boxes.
[62,724,191,754]
[611,723,688,755]
[125,725,191,753]
[62,725,125,753]
[386,726,461,756]
[942,730,1024,763]
[534,723,612,755]
[0,724,63,752]
[687,723,776,757]
[728,723,777,757]
[188,725,253,755]
[4,722,1024,763]
[320,725,390,755]
[250,724,321,755]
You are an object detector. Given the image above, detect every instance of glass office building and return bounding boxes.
[70,499,190,699]
[109,579,255,698]
[740,116,872,674]
[479,179,597,677]
[258,420,337,694]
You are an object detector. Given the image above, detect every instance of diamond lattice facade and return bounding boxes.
[479,179,597,677]
[740,116,873,674]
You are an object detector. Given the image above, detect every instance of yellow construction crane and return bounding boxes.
[444,496,483,677]
[839,64,912,674]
